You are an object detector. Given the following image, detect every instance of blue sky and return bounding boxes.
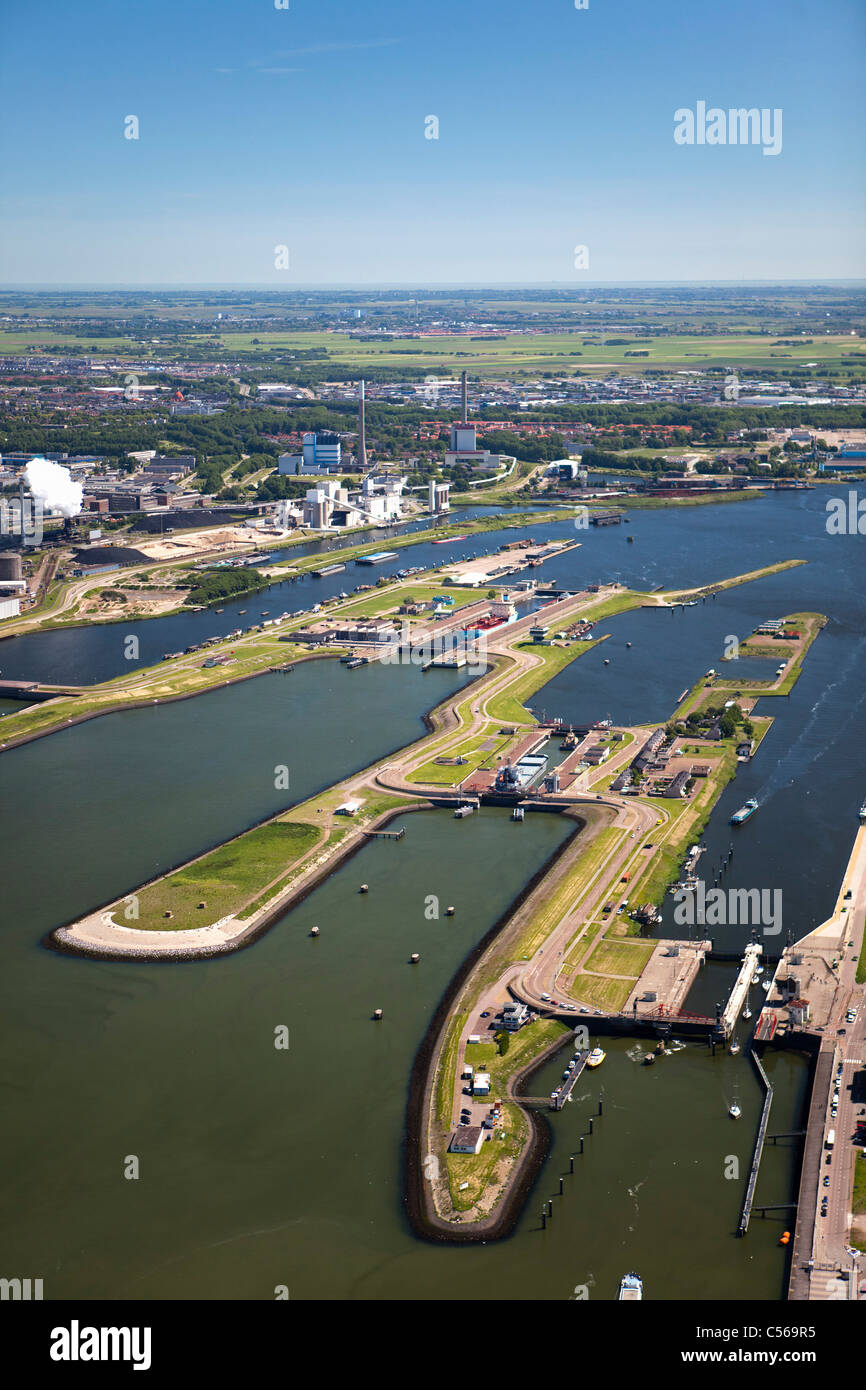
[1,0,864,284]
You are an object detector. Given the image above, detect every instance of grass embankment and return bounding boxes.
[852,1152,866,1254]
[445,1102,527,1212]
[124,821,322,931]
[584,939,655,976]
[512,825,623,961]
[442,1018,567,1212]
[568,973,635,1011]
[612,488,763,511]
[484,638,600,725]
[408,731,512,786]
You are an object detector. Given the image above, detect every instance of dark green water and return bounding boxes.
[3,489,862,1299]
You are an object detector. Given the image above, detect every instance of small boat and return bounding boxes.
[603,658,611,666]
[618,1272,643,1301]
[310,926,320,937]
[626,642,632,648]
[730,1041,741,1056]
[643,1052,656,1066]
[512,806,524,821]
[779,1230,791,1246]
[762,978,772,993]
[729,1102,742,1119]
[743,1006,752,1020]
[860,801,866,823]
[586,1047,606,1069]
[238,610,247,615]
[359,883,369,894]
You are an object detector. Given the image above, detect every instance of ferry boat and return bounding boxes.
[618,1272,643,1301]
[586,1047,606,1069]
[730,798,758,825]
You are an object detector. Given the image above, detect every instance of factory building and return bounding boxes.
[443,371,513,474]
[279,432,343,475]
[429,479,450,513]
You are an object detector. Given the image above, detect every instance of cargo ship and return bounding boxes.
[618,1273,643,1301]
[730,798,758,825]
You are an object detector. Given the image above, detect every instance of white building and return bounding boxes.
[273,499,303,529]
[303,479,365,530]
[429,479,450,513]
[356,471,405,523]
[0,594,21,619]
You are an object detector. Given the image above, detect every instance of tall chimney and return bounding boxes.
[358,379,368,471]
[19,478,26,541]
[461,370,468,424]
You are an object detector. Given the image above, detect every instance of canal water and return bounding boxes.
[0,485,862,1299]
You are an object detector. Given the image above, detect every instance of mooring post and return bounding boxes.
[569,1155,575,1173]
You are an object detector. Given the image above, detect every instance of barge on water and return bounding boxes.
[356,551,399,566]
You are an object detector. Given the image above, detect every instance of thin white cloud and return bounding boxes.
[261,38,400,60]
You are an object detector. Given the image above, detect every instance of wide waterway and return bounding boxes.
[1,485,863,1298]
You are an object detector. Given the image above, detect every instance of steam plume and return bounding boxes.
[24,458,83,519]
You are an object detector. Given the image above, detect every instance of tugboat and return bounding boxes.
[730,798,758,825]
[618,1272,643,1301]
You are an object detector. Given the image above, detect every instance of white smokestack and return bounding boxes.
[24,458,83,519]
